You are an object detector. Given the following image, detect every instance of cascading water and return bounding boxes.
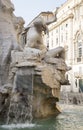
[6,67,33,124]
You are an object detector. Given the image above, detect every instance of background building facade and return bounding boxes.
[48,0,83,92]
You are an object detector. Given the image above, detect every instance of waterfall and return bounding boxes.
[6,67,34,124]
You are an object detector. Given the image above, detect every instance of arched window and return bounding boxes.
[77,35,82,58]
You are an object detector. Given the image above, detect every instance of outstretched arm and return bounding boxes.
[45,46,65,59]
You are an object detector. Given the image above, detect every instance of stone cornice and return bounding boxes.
[48,13,74,31]
[56,0,83,12]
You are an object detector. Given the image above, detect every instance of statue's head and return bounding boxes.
[13,16,25,30]
[34,17,44,26]
[33,17,48,34]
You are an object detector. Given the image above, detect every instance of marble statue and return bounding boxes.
[24,17,48,51]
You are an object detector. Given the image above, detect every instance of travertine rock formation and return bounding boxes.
[0,0,24,87]
[0,0,70,124]
[13,16,25,44]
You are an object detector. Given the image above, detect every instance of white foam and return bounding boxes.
[1,123,36,129]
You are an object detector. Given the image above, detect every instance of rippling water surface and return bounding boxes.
[0,104,83,130]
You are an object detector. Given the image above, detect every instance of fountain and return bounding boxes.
[0,0,69,125]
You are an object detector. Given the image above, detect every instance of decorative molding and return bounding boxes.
[49,13,74,31]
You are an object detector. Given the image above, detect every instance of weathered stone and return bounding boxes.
[0,0,70,124]
[0,0,24,87]
[41,66,60,89]
[12,16,25,44]
[32,75,60,118]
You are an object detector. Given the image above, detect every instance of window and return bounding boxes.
[51,31,53,36]
[61,26,63,30]
[51,39,53,47]
[66,24,68,27]
[78,44,82,57]
[74,34,83,62]
[61,35,63,42]
[77,35,82,58]
[56,29,58,33]
[56,37,58,44]
[46,34,49,49]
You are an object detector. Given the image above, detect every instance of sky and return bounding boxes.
[12,0,67,26]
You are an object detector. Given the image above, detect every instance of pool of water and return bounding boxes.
[0,104,83,130]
